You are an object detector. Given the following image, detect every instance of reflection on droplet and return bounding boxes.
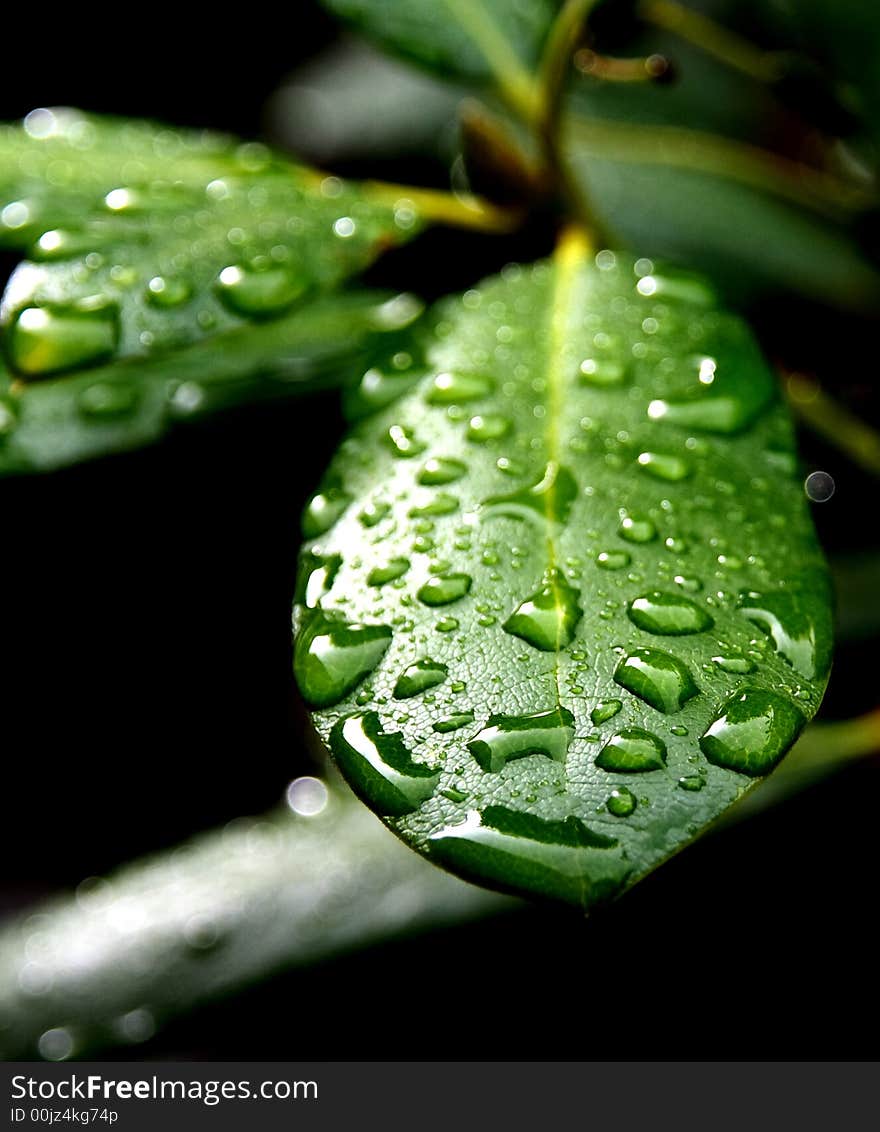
[614,648,699,713]
[468,707,574,772]
[700,688,805,776]
[330,711,438,815]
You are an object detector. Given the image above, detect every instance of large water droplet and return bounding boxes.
[614,648,699,713]
[579,358,627,387]
[146,275,192,308]
[426,371,493,405]
[618,514,656,543]
[294,613,391,708]
[482,462,577,524]
[503,576,582,651]
[76,381,140,420]
[330,711,439,815]
[9,304,118,377]
[596,550,631,571]
[606,786,637,816]
[433,711,475,733]
[699,688,805,776]
[627,591,713,635]
[393,659,448,699]
[591,699,622,725]
[636,451,691,482]
[216,262,309,317]
[409,493,458,517]
[386,423,426,458]
[367,558,410,586]
[418,456,467,485]
[737,588,826,679]
[302,487,351,537]
[417,573,472,606]
[467,706,574,772]
[597,728,667,772]
[467,414,510,443]
[429,806,622,907]
[296,551,342,608]
[712,655,756,674]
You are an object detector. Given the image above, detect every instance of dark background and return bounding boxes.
[1,1,878,1059]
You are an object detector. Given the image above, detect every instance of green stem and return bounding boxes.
[784,372,880,478]
[638,0,785,84]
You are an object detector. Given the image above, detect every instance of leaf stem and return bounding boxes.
[783,372,880,478]
[362,181,522,233]
[566,115,875,218]
[440,0,541,122]
[638,0,786,84]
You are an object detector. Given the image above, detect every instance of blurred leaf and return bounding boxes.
[0,110,434,473]
[320,0,555,116]
[293,232,833,908]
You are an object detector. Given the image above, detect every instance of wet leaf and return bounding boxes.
[293,232,832,908]
[0,111,427,473]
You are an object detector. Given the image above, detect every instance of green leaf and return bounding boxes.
[320,0,553,117]
[293,231,833,909]
[0,110,431,473]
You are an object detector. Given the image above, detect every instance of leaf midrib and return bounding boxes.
[543,227,591,698]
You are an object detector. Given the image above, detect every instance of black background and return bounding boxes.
[1,1,878,1060]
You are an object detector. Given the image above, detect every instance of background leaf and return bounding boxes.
[293,233,832,908]
[0,111,429,473]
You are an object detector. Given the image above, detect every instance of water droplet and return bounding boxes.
[597,728,667,772]
[503,576,582,651]
[699,688,805,776]
[9,304,118,377]
[591,699,622,725]
[418,573,472,606]
[409,493,458,517]
[678,774,704,791]
[468,706,574,772]
[216,261,309,317]
[359,499,390,527]
[418,457,466,485]
[712,655,756,674]
[294,613,391,707]
[579,358,627,386]
[145,275,192,308]
[804,470,835,502]
[426,371,493,405]
[302,487,351,537]
[367,558,410,586]
[618,514,656,543]
[614,648,699,713]
[482,462,577,524]
[433,711,475,733]
[330,711,438,815]
[636,451,691,482]
[737,588,827,679]
[467,414,510,443]
[647,395,755,435]
[596,549,630,571]
[435,616,459,632]
[606,786,637,816]
[76,381,140,419]
[393,658,448,699]
[428,806,622,906]
[386,423,425,457]
[32,228,101,261]
[627,591,713,635]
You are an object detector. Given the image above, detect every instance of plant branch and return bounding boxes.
[0,784,512,1060]
[638,0,786,84]
[362,181,522,233]
[783,372,880,478]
